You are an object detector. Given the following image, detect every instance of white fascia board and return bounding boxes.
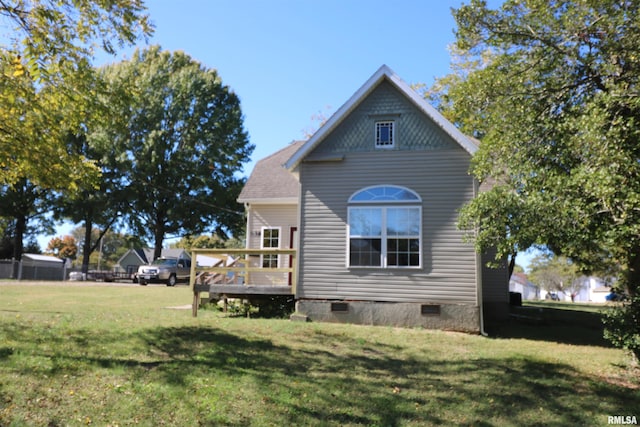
[285,65,477,170]
[387,70,479,156]
[238,197,299,205]
[285,65,392,170]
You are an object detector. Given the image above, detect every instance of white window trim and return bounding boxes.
[346,205,422,269]
[348,185,421,204]
[375,120,395,149]
[260,226,281,268]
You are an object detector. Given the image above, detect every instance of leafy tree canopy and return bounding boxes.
[70,226,144,270]
[0,179,54,260]
[174,234,244,251]
[0,0,153,190]
[430,0,640,356]
[95,46,253,259]
[46,235,77,259]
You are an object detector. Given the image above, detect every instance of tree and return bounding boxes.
[173,234,245,250]
[46,235,77,259]
[529,253,582,301]
[54,132,130,274]
[431,0,640,358]
[96,46,253,260]
[0,0,153,190]
[0,179,54,261]
[70,226,144,270]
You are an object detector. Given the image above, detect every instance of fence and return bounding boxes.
[0,259,68,281]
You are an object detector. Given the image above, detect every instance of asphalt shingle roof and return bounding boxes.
[238,141,304,203]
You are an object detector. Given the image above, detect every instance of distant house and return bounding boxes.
[509,272,539,300]
[117,248,190,274]
[575,276,610,303]
[236,65,509,333]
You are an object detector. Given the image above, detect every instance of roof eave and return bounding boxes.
[284,65,477,170]
[238,197,299,205]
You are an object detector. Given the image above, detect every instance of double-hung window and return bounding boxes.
[348,186,421,268]
[261,227,280,268]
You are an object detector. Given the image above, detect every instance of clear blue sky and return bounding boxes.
[99,0,470,174]
[42,0,537,268]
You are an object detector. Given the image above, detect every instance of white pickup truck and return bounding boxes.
[137,257,191,286]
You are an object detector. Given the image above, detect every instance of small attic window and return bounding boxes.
[375,121,394,148]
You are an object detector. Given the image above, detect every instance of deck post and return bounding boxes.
[192,291,199,317]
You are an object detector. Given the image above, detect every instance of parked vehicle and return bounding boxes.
[137,257,191,286]
[545,292,560,301]
[606,291,628,302]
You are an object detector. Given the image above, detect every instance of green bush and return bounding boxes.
[202,296,295,318]
[603,293,640,363]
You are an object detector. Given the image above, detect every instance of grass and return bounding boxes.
[0,282,638,426]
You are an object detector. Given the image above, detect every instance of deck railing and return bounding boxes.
[189,248,297,316]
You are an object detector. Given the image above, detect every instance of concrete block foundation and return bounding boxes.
[295,299,481,333]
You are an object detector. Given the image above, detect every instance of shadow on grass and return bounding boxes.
[2,321,638,426]
[486,305,612,347]
[142,325,638,426]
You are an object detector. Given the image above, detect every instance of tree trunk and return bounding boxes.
[153,225,164,261]
[11,215,26,278]
[626,251,640,298]
[508,251,517,278]
[12,215,25,261]
[81,220,93,274]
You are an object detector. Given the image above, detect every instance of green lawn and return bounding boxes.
[0,282,638,426]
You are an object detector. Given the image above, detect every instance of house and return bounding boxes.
[575,276,610,303]
[117,248,190,275]
[509,272,539,300]
[237,65,509,332]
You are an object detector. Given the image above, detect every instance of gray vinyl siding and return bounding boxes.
[296,80,480,304]
[298,148,478,304]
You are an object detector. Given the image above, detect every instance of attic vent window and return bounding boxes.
[375,121,394,148]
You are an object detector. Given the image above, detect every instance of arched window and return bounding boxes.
[348,186,421,268]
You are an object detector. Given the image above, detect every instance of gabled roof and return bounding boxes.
[238,140,304,204]
[23,253,63,263]
[285,65,478,170]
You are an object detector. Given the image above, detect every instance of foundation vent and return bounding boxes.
[331,302,349,312]
[421,304,441,316]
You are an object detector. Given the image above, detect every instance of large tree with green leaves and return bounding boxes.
[0,0,152,190]
[430,0,640,357]
[53,132,130,273]
[0,179,55,258]
[96,46,253,259]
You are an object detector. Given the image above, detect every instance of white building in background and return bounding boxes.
[555,276,611,303]
[509,272,539,300]
[512,272,612,303]
[574,276,611,303]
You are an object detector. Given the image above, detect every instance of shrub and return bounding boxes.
[603,293,640,363]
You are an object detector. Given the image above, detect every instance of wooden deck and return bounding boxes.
[189,248,296,317]
[196,283,293,297]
